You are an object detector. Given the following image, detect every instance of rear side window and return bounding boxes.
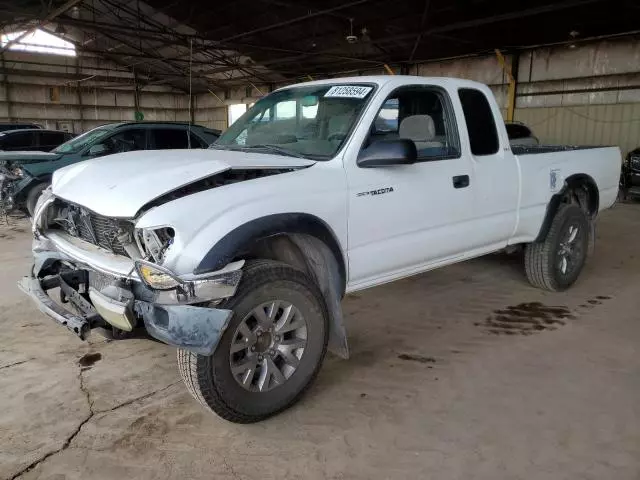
[189,132,207,148]
[2,131,35,149]
[39,131,67,146]
[152,128,190,149]
[458,88,499,156]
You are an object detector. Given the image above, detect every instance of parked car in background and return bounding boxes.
[619,147,640,200]
[0,121,220,216]
[19,75,620,423]
[0,122,42,132]
[505,121,539,146]
[0,129,74,152]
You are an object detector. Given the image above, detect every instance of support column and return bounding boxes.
[75,59,84,132]
[495,49,519,122]
[1,54,13,121]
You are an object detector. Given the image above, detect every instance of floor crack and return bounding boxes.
[0,359,33,371]
[8,362,179,480]
[95,381,180,415]
[9,368,93,480]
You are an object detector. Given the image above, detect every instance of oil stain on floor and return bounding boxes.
[78,352,102,369]
[479,302,576,335]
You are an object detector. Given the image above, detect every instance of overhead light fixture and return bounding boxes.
[568,30,580,49]
[361,27,371,43]
[346,18,358,44]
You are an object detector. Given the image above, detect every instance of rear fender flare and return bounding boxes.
[534,173,599,243]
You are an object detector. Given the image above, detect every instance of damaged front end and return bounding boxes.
[20,188,244,355]
[0,163,20,213]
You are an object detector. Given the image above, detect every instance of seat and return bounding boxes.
[327,115,352,139]
[398,115,444,150]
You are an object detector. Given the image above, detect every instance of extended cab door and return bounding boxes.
[456,88,519,250]
[345,84,477,288]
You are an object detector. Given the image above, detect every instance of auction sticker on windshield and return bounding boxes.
[324,85,373,99]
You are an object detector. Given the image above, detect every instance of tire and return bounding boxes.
[524,203,590,291]
[25,182,48,217]
[177,260,329,423]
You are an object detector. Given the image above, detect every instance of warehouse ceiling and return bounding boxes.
[0,0,638,93]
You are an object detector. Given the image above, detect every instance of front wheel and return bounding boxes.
[177,260,329,423]
[524,204,590,291]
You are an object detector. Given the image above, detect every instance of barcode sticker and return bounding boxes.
[324,85,373,99]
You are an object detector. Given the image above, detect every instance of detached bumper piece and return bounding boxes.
[135,302,232,356]
[18,270,102,340]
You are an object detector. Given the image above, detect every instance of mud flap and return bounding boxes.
[291,234,349,359]
[588,218,596,257]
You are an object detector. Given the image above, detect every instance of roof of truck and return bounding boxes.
[276,75,489,92]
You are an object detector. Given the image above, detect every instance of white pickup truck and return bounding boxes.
[20,76,620,423]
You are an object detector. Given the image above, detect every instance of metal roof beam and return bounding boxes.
[210,0,375,44]
[0,0,85,54]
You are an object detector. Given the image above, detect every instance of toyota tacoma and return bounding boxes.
[19,76,621,423]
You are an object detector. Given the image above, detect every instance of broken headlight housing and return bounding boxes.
[135,226,175,264]
[135,260,181,290]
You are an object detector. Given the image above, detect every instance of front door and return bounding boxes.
[345,85,475,289]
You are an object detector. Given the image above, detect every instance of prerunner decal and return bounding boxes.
[324,85,373,99]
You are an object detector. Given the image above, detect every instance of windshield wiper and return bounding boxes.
[238,144,308,159]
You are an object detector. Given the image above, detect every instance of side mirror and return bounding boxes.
[87,144,109,157]
[357,139,417,168]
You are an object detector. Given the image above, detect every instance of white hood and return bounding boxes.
[52,149,315,218]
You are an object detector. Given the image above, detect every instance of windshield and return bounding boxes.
[53,126,113,153]
[214,83,375,159]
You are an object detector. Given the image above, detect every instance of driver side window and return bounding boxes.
[369,86,460,161]
[103,129,146,154]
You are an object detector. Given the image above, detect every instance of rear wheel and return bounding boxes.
[177,260,329,423]
[525,204,589,291]
[25,182,48,217]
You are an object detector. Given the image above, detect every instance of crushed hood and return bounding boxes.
[52,149,315,218]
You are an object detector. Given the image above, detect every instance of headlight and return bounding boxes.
[135,260,182,290]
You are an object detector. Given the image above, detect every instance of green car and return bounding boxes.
[0,122,220,215]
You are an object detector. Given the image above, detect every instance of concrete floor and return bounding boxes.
[1,204,640,480]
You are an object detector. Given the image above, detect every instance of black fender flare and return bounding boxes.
[194,213,347,290]
[534,173,599,243]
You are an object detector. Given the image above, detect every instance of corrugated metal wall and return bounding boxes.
[205,37,640,156]
[2,52,192,133]
[515,103,640,155]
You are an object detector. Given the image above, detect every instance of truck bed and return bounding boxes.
[512,145,607,155]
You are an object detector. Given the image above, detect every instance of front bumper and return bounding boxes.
[22,209,243,354]
[19,264,237,355]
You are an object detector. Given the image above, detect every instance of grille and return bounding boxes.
[53,201,133,257]
[78,213,129,255]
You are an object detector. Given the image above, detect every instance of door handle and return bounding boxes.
[452,175,470,189]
